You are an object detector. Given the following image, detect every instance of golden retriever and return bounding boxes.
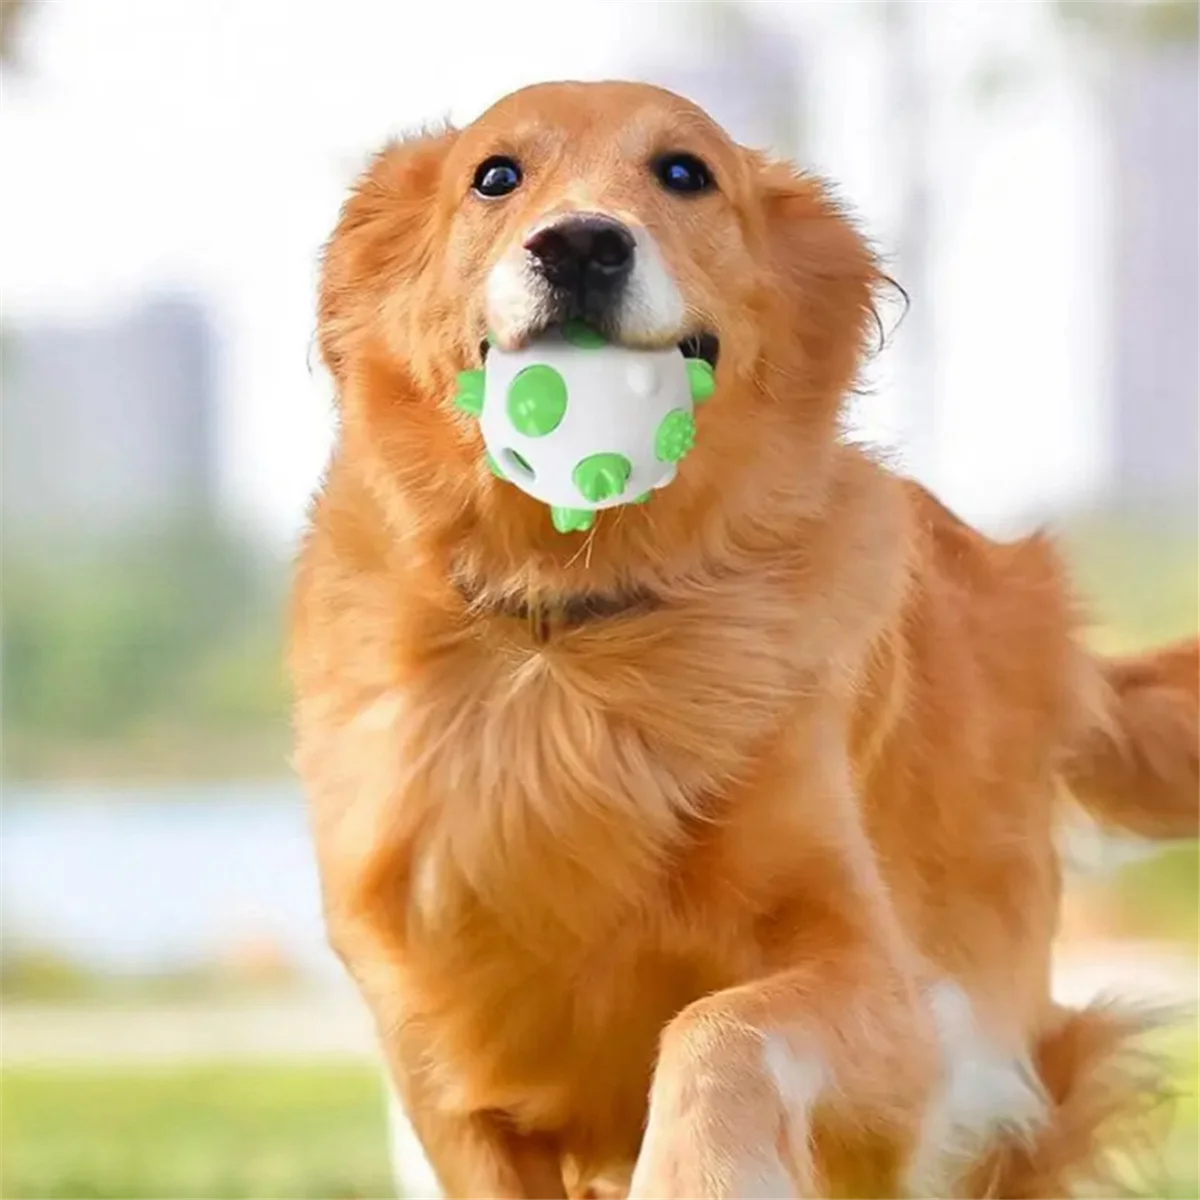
[290,80,1198,1198]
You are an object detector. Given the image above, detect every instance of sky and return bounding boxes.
[1,0,1110,542]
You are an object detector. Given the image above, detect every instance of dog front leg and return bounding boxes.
[337,931,568,1200]
[628,940,936,1199]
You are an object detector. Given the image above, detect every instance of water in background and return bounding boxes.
[2,783,341,985]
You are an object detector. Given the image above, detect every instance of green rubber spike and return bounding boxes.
[686,358,715,404]
[484,452,505,479]
[573,452,632,504]
[550,506,595,534]
[631,491,652,504]
[655,409,696,464]
[454,369,485,417]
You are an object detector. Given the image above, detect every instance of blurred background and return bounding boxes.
[0,0,1196,1196]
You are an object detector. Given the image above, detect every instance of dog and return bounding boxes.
[290,80,1198,1198]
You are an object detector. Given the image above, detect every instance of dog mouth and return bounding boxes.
[676,332,720,370]
[478,329,719,370]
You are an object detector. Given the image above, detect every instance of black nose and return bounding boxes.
[524,214,635,292]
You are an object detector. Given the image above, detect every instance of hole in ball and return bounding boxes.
[502,449,535,479]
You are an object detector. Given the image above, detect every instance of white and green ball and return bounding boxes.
[453,321,715,534]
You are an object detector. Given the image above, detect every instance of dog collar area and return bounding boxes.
[453,575,659,640]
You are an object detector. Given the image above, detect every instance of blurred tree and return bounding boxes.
[0,7,288,779]
[1,519,290,778]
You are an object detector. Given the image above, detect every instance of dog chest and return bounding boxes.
[407,922,731,1153]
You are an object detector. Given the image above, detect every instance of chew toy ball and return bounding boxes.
[454,321,715,533]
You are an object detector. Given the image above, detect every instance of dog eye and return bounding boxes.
[653,153,715,196]
[472,156,522,199]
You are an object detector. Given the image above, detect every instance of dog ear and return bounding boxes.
[751,153,886,399]
[318,127,458,385]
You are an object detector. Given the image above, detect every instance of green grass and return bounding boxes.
[1060,517,1199,946]
[1156,1028,1200,1200]
[1061,514,1198,654]
[1,1039,1197,1199]
[0,1062,394,1199]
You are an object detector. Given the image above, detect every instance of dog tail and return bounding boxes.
[1060,639,1199,840]
[969,1002,1177,1197]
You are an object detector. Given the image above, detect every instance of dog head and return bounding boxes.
[318,81,883,589]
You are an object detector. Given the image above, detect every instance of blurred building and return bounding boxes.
[2,295,219,544]
[1107,40,1198,514]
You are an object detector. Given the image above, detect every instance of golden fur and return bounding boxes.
[290,81,1198,1198]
